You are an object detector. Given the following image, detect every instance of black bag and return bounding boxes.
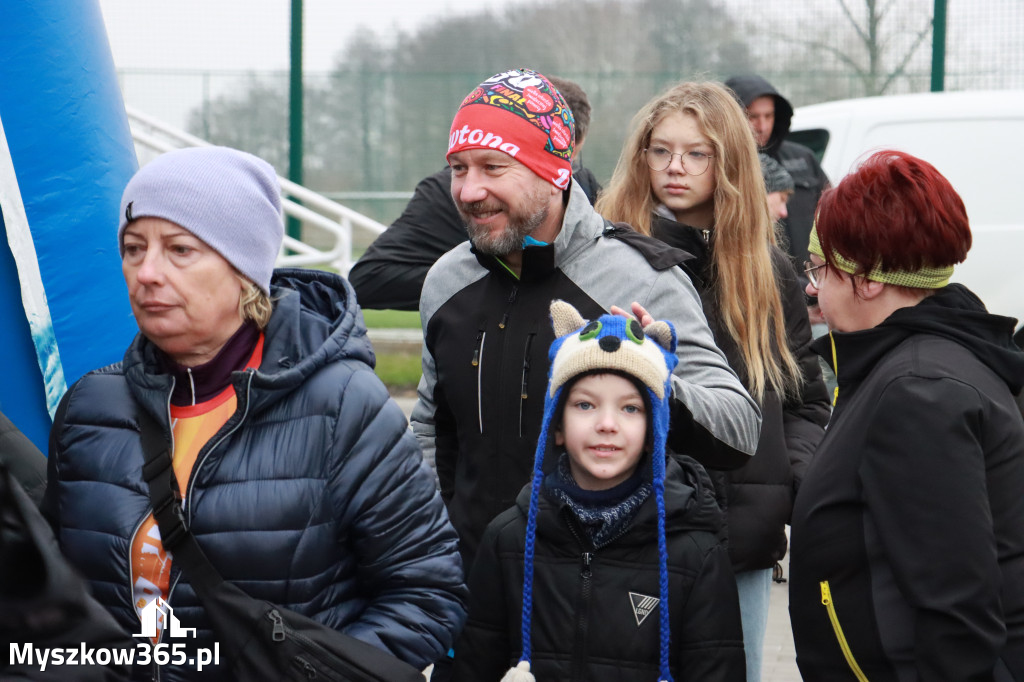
[138,409,424,682]
[1,463,134,681]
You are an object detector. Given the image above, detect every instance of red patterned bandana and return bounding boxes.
[447,68,575,189]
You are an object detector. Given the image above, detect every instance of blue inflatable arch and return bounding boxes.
[0,0,139,451]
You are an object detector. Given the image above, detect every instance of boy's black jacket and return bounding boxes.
[453,453,745,681]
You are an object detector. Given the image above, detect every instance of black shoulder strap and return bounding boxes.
[137,407,225,594]
[601,219,700,280]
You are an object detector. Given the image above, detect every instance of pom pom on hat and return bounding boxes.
[118,146,284,295]
[448,68,575,190]
[501,661,535,682]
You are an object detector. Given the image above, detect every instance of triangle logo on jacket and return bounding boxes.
[629,592,660,626]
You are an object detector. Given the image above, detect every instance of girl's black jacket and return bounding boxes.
[790,284,1024,681]
[452,453,745,681]
[651,216,830,571]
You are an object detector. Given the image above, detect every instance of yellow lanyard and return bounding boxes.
[829,330,839,406]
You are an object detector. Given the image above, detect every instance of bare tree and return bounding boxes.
[187,0,754,198]
[741,0,934,101]
[824,0,932,95]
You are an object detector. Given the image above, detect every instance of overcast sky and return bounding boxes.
[98,0,525,73]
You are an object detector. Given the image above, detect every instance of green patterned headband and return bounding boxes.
[807,225,953,289]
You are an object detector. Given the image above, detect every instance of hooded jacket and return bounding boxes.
[43,269,468,681]
[453,453,745,681]
[725,75,830,267]
[651,216,830,571]
[410,180,761,571]
[790,284,1024,681]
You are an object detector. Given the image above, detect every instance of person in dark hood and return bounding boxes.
[348,75,603,311]
[724,75,829,274]
[453,301,744,681]
[42,146,467,681]
[790,150,1024,681]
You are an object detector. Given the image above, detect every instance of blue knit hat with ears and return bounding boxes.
[505,300,679,682]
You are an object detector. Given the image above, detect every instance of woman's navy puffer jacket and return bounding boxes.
[43,268,468,681]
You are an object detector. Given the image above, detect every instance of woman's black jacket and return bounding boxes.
[790,284,1024,681]
[651,216,830,571]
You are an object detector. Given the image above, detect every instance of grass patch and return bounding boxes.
[361,309,421,329]
[374,352,422,395]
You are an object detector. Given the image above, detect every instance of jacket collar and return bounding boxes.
[156,322,261,406]
[810,284,1024,394]
[124,268,373,420]
[650,214,710,284]
[516,453,724,544]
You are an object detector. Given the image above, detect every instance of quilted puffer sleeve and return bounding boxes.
[326,366,468,669]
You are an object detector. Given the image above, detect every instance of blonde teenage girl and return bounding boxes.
[596,81,830,682]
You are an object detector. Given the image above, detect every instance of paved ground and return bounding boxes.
[392,395,802,682]
[764,551,802,681]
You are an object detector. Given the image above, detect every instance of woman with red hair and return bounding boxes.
[789,150,1024,680]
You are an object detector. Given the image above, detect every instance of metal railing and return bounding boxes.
[126,106,387,273]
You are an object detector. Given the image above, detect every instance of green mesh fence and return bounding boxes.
[115,0,1023,231]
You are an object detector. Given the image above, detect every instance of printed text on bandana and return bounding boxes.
[448,125,521,156]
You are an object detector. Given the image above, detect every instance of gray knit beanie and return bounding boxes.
[118,146,283,294]
[759,152,794,194]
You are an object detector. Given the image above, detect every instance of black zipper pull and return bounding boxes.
[471,330,484,366]
[499,287,518,329]
[580,552,593,577]
[294,657,317,678]
[269,609,286,642]
[520,335,533,400]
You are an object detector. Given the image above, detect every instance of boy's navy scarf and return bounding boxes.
[544,453,651,548]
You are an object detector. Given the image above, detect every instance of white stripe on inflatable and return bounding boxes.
[0,114,67,418]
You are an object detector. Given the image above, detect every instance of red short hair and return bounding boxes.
[816,150,971,277]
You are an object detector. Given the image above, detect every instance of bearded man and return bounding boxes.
[411,68,761,574]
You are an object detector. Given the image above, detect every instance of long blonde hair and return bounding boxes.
[596,81,801,401]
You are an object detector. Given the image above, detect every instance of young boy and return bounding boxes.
[453,301,745,681]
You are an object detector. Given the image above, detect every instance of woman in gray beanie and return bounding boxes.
[42,146,467,681]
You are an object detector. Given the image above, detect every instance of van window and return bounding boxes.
[787,129,829,163]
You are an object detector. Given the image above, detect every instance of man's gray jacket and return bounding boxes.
[411,181,760,567]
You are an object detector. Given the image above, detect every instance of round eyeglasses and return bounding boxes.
[643,146,714,175]
[804,261,826,288]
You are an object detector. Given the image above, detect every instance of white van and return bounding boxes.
[789,90,1024,327]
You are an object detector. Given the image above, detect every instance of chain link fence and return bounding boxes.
[115,0,1024,233]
